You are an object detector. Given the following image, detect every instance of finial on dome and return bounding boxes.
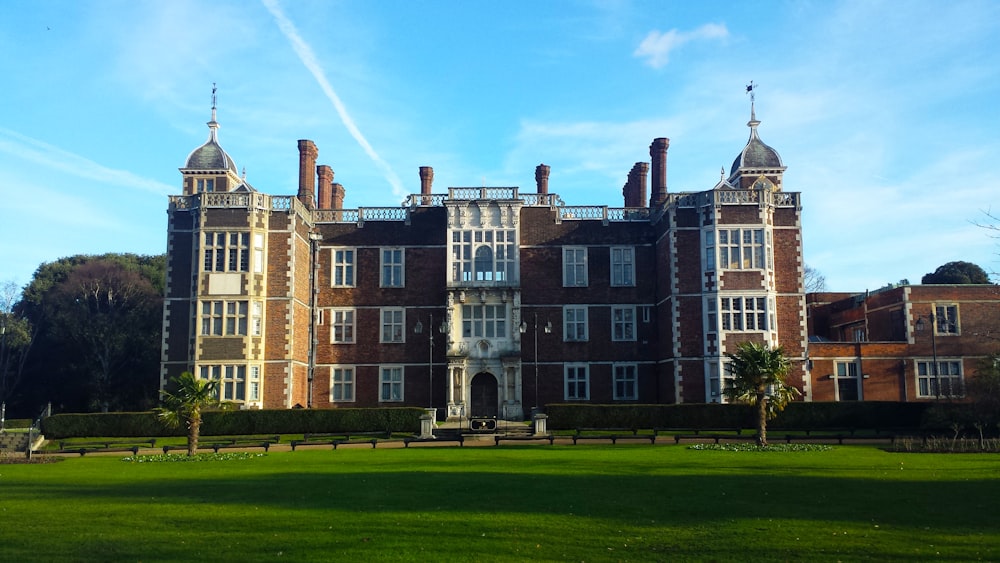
[207,83,220,141]
[745,80,760,132]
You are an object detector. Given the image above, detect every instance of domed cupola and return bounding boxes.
[728,100,786,190]
[179,86,243,195]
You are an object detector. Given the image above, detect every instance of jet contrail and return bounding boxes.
[262,0,407,200]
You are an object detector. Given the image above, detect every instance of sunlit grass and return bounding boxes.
[0,445,997,561]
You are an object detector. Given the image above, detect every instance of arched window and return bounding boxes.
[475,245,494,281]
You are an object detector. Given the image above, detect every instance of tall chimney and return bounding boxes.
[419,166,434,204]
[635,162,649,207]
[317,165,333,209]
[535,164,550,194]
[331,183,345,210]
[297,140,318,210]
[649,137,669,207]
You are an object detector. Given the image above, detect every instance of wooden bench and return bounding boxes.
[54,439,158,456]
[291,432,392,450]
[571,428,656,445]
[403,435,464,447]
[494,434,555,446]
[161,435,280,454]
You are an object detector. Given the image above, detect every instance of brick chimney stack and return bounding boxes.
[622,162,649,208]
[649,137,669,207]
[535,164,550,194]
[419,166,434,204]
[297,140,318,210]
[331,183,345,210]
[317,165,334,209]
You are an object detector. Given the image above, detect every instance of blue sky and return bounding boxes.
[1,0,998,292]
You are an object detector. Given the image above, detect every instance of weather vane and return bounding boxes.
[212,83,217,111]
[746,81,757,103]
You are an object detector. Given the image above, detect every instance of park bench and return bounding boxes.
[291,431,394,450]
[160,435,280,454]
[571,428,657,445]
[403,434,464,447]
[54,439,158,456]
[494,434,555,446]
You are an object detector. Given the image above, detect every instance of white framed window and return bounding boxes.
[834,361,861,401]
[332,248,355,287]
[380,365,404,402]
[934,304,960,335]
[611,306,636,341]
[248,365,261,401]
[331,366,355,402]
[380,248,405,287]
[720,296,767,331]
[613,363,637,400]
[450,229,517,283]
[610,247,635,287]
[563,306,588,342]
[251,301,263,336]
[916,360,964,399]
[704,231,716,272]
[380,308,405,343]
[203,232,250,272]
[563,247,588,287]
[200,300,248,336]
[199,364,246,401]
[253,233,264,274]
[564,363,589,400]
[718,228,765,270]
[461,304,507,338]
[707,361,734,403]
[331,309,356,343]
[706,298,718,333]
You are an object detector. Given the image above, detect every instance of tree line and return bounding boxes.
[1,254,164,418]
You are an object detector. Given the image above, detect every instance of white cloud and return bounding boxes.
[0,127,175,195]
[262,0,406,200]
[634,23,728,69]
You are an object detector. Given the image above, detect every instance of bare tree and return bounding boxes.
[804,264,827,293]
[973,209,1000,281]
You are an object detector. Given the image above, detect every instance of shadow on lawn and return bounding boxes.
[12,468,1000,535]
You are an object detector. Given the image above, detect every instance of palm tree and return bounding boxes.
[723,341,800,446]
[154,372,220,456]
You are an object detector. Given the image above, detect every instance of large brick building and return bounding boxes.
[161,100,810,419]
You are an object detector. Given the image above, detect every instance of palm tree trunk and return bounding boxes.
[187,408,200,456]
[756,393,768,447]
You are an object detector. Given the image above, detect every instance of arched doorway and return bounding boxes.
[470,372,499,418]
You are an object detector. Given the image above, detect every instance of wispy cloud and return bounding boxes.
[0,127,174,195]
[262,0,406,199]
[634,23,728,69]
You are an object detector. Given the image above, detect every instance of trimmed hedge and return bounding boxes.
[40,408,424,439]
[546,402,931,432]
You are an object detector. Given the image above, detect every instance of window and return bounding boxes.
[331,366,355,402]
[718,228,765,270]
[196,178,214,192]
[612,306,636,341]
[380,366,404,402]
[253,233,264,274]
[916,360,964,398]
[834,361,861,401]
[564,306,588,342]
[610,247,635,287]
[613,364,637,400]
[200,300,248,336]
[248,365,260,401]
[450,229,516,283]
[563,247,588,287]
[706,298,718,333]
[705,231,716,271]
[251,301,263,336]
[462,304,507,338]
[380,248,404,287]
[203,232,250,272]
[935,304,959,335]
[332,248,355,287]
[199,365,246,401]
[708,362,734,403]
[564,364,589,400]
[331,309,356,343]
[720,297,767,331]
[381,308,405,343]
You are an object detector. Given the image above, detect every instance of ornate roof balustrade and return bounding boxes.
[665,188,800,209]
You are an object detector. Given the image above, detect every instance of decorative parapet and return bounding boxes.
[665,189,800,209]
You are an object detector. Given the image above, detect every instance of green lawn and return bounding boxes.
[1,445,997,561]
